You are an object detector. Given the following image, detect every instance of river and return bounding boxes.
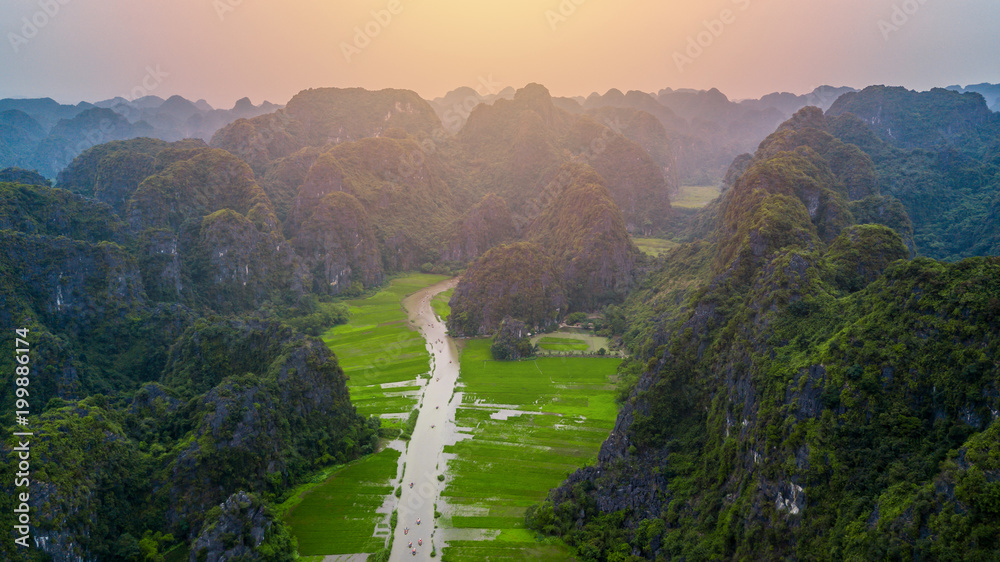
[389,277,461,561]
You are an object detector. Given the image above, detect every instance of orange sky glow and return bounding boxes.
[2,0,998,107]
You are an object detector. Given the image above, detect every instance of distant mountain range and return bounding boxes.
[430,85,863,184]
[947,83,1000,112]
[0,95,280,178]
[3,83,997,183]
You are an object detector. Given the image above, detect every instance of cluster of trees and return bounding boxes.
[489,317,536,361]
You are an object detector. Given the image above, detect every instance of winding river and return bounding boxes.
[390,277,461,561]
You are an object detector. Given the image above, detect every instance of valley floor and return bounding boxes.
[281,273,622,561]
[438,340,620,561]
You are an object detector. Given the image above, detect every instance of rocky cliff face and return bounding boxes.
[711,105,920,280]
[527,163,640,310]
[455,83,672,233]
[0,181,125,244]
[260,145,323,222]
[112,147,309,310]
[444,163,640,324]
[194,209,306,311]
[208,111,303,173]
[755,108,879,202]
[56,137,171,196]
[1,401,151,562]
[284,87,442,146]
[127,148,277,233]
[824,224,910,292]
[136,228,184,302]
[827,92,1000,262]
[159,318,371,536]
[291,136,458,272]
[585,105,680,196]
[532,107,1000,561]
[443,192,516,262]
[827,86,993,150]
[189,491,295,562]
[447,242,566,336]
[92,149,158,217]
[291,190,383,295]
[0,180,198,412]
[565,115,673,233]
[210,87,442,173]
[0,231,145,335]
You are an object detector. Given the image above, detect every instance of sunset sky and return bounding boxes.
[2,0,999,107]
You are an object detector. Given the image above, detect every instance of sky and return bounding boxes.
[1,0,999,108]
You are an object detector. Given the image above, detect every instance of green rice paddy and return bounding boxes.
[282,274,445,556]
[634,187,719,258]
[633,237,679,257]
[283,448,401,556]
[432,288,454,322]
[536,337,589,352]
[286,274,621,560]
[530,328,611,356]
[322,274,448,419]
[672,184,720,209]
[440,339,621,561]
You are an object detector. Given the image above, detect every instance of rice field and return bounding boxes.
[633,237,679,257]
[432,288,454,322]
[291,274,620,560]
[536,337,589,352]
[322,273,449,418]
[672,184,720,209]
[530,328,611,356]
[281,274,445,556]
[283,448,401,556]
[440,339,621,561]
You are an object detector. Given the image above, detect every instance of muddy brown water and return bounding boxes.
[388,278,463,562]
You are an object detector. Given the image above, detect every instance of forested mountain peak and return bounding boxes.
[527,89,1000,560]
[456,83,673,233]
[527,163,641,309]
[827,85,994,150]
[447,241,567,336]
[210,86,442,173]
[284,87,442,145]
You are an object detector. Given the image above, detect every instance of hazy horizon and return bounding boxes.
[2,0,999,109]
[6,80,997,112]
